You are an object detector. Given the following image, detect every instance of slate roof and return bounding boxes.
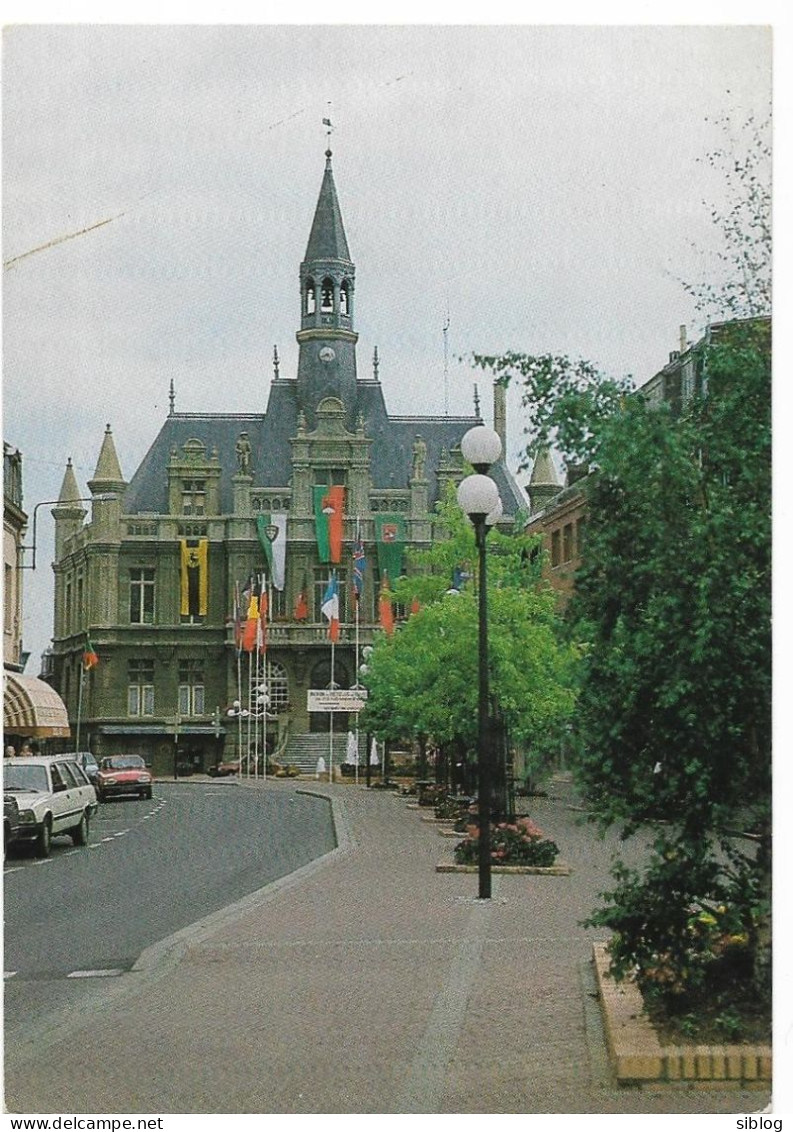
[123,377,526,520]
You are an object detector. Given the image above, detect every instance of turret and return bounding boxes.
[527,447,561,515]
[51,458,86,561]
[296,149,359,420]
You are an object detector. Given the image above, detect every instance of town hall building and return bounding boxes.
[46,146,525,775]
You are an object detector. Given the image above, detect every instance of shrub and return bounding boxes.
[584,833,766,1012]
[454,817,559,867]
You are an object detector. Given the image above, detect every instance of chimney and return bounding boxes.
[493,380,507,456]
[680,324,688,353]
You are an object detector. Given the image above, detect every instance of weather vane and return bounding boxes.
[322,103,334,148]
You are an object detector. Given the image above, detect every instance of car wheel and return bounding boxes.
[71,812,89,846]
[144,788,153,800]
[35,817,52,859]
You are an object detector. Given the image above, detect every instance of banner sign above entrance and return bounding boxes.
[308,689,368,713]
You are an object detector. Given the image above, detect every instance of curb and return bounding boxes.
[592,943,771,1086]
[436,862,572,875]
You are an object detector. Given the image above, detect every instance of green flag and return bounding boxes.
[374,513,406,581]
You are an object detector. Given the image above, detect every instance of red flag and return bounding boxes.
[242,595,259,653]
[322,485,345,564]
[379,574,395,636]
[83,640,99,670]
[294,588,308,621]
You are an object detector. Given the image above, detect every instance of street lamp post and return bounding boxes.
[457,425,503,900]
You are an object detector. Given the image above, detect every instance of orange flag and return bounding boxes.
[379,574,395,636]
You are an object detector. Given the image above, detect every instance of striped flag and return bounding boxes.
[321,572,340,642]
[352,537,366,603]
[83,639,99,670]
[379,573,395,636]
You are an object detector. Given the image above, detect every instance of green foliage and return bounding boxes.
[584,832,764,1010]
[454,816,559,867]
[359,491,577,768]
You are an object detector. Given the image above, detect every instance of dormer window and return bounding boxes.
[321,278,334,312]
[305,279,316,315]
[339,280,350,316]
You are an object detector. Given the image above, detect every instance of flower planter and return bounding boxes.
[592,943,771,1086]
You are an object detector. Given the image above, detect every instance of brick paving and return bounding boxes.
[5,778,773,1115]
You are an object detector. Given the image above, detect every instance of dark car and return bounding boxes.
[96,755,153,801]
[72,751,99,786]
[4,792,21,855]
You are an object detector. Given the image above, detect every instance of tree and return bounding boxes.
[360,494,577,792]
[471,115,771,1012]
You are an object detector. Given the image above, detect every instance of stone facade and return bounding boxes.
[48,149,526,775]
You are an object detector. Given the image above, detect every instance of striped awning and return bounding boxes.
[3,671,71,738]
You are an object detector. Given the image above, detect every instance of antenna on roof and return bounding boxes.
[169,378,175,416]
[473,383,481,420]
[443,304,450,417]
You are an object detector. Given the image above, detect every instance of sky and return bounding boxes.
[2,19,775,672]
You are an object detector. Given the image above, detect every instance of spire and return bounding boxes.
[57,457,82,505]
[296,148,359,415]
[88,424,126,494]
[303,149,352,264]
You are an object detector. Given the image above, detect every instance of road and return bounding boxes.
[4,781,336,1056]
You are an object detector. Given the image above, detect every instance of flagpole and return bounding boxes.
[329,638,335,784]
[354,577,360,787]
[75,664,85,751]
[236,650,243,777]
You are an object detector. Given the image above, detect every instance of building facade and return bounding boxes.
[48,148,525,775]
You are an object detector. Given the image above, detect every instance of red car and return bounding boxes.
[96,755,153,801]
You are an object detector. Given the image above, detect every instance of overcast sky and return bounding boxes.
[2,21,773,669]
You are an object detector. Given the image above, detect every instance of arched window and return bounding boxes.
[305,279,316,315]
[266,661,290,713]
[339,280,350,316]
[320,278,334,312]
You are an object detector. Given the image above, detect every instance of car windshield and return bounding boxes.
[3,765,49,793]
[102,756,145,770]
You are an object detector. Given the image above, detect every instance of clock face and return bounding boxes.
[319,346,336,363]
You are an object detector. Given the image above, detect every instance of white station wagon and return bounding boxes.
[2,755,98,857]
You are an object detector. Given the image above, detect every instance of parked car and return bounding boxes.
[96,755,153,801]
[2,755,98,858]
[208,759,240,778]
[4,792,21,856]
[72,751,99,786]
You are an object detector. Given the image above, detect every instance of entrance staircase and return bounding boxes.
[280,731,363,776]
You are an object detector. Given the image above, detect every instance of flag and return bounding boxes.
[180,538,208,616]
[321,572,340,642]
[294,584,308,621]
[379,573,395,636]
[374,513,405,581]
[83,640,99,670]
[256,513,287,590]
[242,595,260,653]
[314,485,345,563]
[352,537,366,603]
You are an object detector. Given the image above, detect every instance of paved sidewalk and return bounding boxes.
[5,781,771,1115]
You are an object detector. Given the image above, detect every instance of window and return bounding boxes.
[313,468,347,487]
[181,479,206,516]
[128,659,154,716]
[339,280,350,316]
[65,580,73,632]
[305,278,316,315]
[130,568,155,624]
[320,278,334,312]
[562,524,574,563]
[76,571,84,628]
[178,660,205,716]
[50,764,68,792]
[264,661,289,712]
[551,529,561,567]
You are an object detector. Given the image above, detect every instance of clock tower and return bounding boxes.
[296,148,359,421]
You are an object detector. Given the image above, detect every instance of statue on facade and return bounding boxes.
[235,432,252,475]
[412,434,427,480]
